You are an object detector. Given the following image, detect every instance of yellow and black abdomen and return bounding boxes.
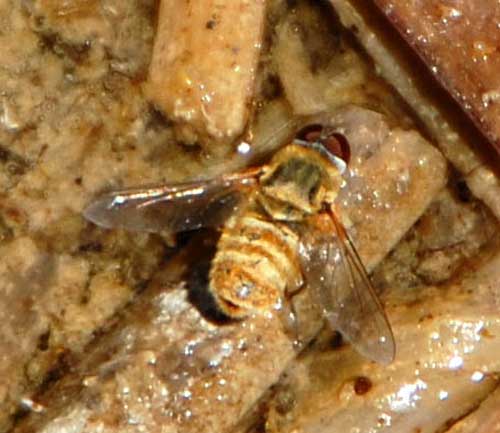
[209,210,303,318]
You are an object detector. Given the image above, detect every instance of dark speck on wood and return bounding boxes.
[206,20,217,29]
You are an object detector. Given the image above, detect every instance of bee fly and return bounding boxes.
[84,125,395,364]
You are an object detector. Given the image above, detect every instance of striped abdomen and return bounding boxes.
[209,211,303,318]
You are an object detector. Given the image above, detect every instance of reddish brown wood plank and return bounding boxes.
[373,0,500,154]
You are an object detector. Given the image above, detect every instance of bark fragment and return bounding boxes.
[446,386,500,433]
[147,0,266,146]
[373,0,500,156]
[329,0,500,220]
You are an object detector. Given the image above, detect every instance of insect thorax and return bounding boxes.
[257,145,341,221]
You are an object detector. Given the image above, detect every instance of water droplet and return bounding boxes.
[481,90,500,108]
[471,371,484,382]
[236,282,253,299]
[438,390,449,400]
[220,340,233,356]
[237,141,251,155]
[439,6,462,21]
[206,339,234,367]
[395,170,410,194]
[237,338,248,351]
[20,397,45,413]
[378,413,392,427]
[384,3,395,14]
[127,416,140,426]
[448,355,463,370]
[184,340,198,357]
[216,393,227,402]
[388,379,428,411]
[138,350,157,365]
[179,388,192,399]
[1,100,22,132]
[82,375,99,387]
[418,156,428,166]
[416,35,428,44]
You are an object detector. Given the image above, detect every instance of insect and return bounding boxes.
[83,126,395,364]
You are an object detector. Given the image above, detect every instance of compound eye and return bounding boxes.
[296,124,323,143]
[320,132,351,165]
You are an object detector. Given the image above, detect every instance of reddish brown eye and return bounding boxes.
[321,132,351,164]
[305,129,322,143]
[296,124,323,142]
[295,125,351,165]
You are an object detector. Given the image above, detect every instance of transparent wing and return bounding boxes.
[298,212,395,364]
[83,169,261,234]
